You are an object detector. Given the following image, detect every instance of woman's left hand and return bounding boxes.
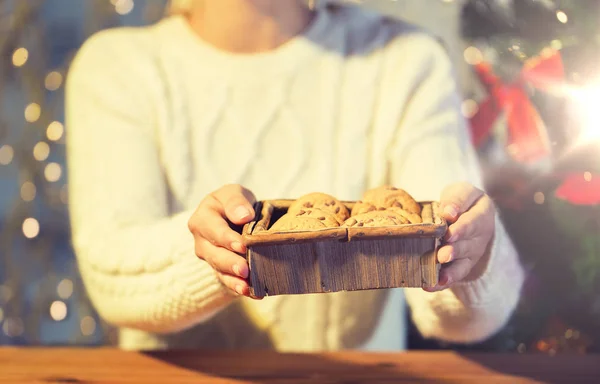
[425,182,496,292]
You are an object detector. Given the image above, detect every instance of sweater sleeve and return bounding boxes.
[66,30,234,334]
[387,35,525,343]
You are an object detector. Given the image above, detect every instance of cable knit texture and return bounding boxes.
[66,4,525,351]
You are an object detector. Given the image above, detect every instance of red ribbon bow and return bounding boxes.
[556,172,600,205]
[469,48,565,164]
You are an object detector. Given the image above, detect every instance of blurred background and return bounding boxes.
[0,0,599,353]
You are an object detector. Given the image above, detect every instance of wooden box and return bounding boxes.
[242,200,447,298]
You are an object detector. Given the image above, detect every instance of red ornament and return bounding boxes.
[469,49,565,165]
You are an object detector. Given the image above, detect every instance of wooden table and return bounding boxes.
[1,348,599,383]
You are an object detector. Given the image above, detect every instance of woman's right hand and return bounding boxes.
[188,184,258,298]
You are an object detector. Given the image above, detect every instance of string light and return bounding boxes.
[44,162,62,182]
[49,301,67,321]
[33,142,50,161]
[12,47,28,67]
[115,0,134,15]
[22,218,40,239]
[2,317,24,337]
[44,71,63,91]
[584,172,592,182]
[0,145,14,165]
[24,103,41,123]
[20,182,36,202]
[80,316,96,336]
[46,121,64,141]
[57,279,73,299]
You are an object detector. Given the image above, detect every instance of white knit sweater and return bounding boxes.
[66,4,524,351]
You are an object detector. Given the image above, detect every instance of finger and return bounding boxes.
[437,243,456,264]
[440,258,473,287]
[195,238,249,279]
[190,209,246,253]
[212,184,257,225]
[445,197,494,243]
[440,182,484,223]
[217,273,263,300]
[437,240,481,264]
[217,272,250,295]
[423,258,472,292]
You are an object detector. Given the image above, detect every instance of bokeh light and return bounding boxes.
[12,47,28,67]
[24,103,41,123]
[463,46,483,65]
[115,0,134,15]
[33,142,50,161]
[0,145,14,165]
[22,218,40,239]
[44,162,62,182]
[534,192,545,205]
[556,10,568,24]
[3,317,24,337]
[80,316,96,336]
[44,71,63,91]
[20,182,36,202]
[57,279,73,300]
[46,121,64,141]
[461,99,479,118]
[550,39,563,50]
[50,301,68,321]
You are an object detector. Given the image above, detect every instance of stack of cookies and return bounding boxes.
[269,186,422,232]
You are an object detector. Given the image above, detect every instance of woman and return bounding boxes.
[66,0,524,351]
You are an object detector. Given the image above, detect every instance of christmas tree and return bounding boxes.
[0,0,166,346]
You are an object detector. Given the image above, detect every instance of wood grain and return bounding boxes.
[1,348,599,384]
[248,236,439,296]
[422,202,433,223]
[244,228,347,246]
[243,200,445,296]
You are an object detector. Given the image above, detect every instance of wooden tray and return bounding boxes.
[242,200,447,297]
